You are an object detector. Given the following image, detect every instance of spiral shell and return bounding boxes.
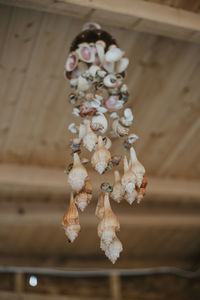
[91,136,111,174]
[105,236,123,264]
[111,171,124,203]
[130,147,145,188]
[83,120,98,152]
[121,156,136,193]
[68,153,88,193]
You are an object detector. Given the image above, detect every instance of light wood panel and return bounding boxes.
[0,6,200,179]
[1,0,200,44]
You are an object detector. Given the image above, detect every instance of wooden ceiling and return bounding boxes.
[143,0,200,13]
[0,0,200,285]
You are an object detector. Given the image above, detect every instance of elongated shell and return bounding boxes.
[91,136,111,174]
[130,147,145,188]
[83,120,97,152]
[111,171,124,203]
[105,46,124,62]
[116,57,129,73]
[75,177,92,211]
[97,193,120,245]
[62,193,81,242]
[121,156,136,193]
[91,113,108,134]
[105,236,123,264]
[112,119,129,137]
[68,153,88,193]
[96,40,105,63]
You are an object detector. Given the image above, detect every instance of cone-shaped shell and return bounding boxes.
[124,189,138,205]
[105,236,123,264]
[121,156,136,193]
[97,193,120,245]
[68,153,88,193]
[130,147,145,188]
[62,193,81,242]
[91,136,111,174]
[75,192,90,211]
[83,120,98,152]
[111,171,124,203]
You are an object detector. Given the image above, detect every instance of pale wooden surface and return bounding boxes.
[1,0,200,44]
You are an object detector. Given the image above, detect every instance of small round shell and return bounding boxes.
[103,74,118,88]
[91,113,108,134]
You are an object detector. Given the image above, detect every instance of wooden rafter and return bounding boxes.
[0,0,200,44]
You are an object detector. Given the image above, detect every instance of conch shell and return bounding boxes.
[112,119,129,137]
[68,153,88,193]
[62,192,81,242]
[83,120,98,152]
[111,171,124,203]
[91,136,111,174]
[75,177,92,211]
[97,193,120,246]
[121,156,136,193]
[124,189,138,205]
[105,236,123,264]
[130,147,145,188]
[91,113,108,134]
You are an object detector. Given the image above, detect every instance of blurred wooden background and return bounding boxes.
[0,0,200,299]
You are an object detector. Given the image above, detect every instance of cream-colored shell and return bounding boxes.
[105,236,123,264]
[75,192,90,211]
[88,65,101,77]
[121,108,133,127]
[105,46,124,63]
[62,193,81,242]
[112,119,129,137]
[83,120,98,152]
[91,136,111,174]
[77,76,90,91]
[68,153,88,193]
[103,74,117,88]
[130,147,145,187]
[121,156,136,193]
[111,171,124,203]
[91,113,108,134]
[116,57,129,73]
[95,193,105,219]
[95,40,105,63]
[124,189,138,205]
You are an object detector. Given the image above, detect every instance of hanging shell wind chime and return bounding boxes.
[62,23,147,263]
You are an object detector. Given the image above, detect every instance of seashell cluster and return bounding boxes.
[62,23,147,263]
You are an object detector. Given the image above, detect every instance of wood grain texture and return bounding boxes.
[1,0,200,44]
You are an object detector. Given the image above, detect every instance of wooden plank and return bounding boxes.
[0,164,199,202]
[0,0,200,44]
[109,272,122,300]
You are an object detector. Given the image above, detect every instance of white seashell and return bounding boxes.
[130,147,145,188]
[62,193,81,242]
[75,192,89,211]
[103,74,118,88]
[96,69,107,78]
[68,153,88,193]
[101,228,116,246]
[97,106,108,113]
[105,236,123,264]
[111,171,124,203]
[83,120,97,152]
[77,43,95,63]
[105,46,124,63]
[115,100,124,110]
[110,112,119,119]
[100,239,107,252]
[103,61,115,73]
[116,57,129,73]
[124,189,138,205]
[70,78,78,89]
[96,40,106,63]
[120,84,128,93]
[95,94,104,102]
[121,156,136,193]
[91,136,111,174]
[121,108,134,127]
[65,52,78,72]
[72,108,80,117]
[88,65,101,77]
[103,136,112,150]
[78,123,86,139]
[126,134,139,144]
[68,123,77,134]
[88,100,100,109]
[112,119,129,137]
[91,113,108,134]
[77,76,90,91]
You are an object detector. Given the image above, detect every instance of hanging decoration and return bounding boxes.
[62,23,147,264]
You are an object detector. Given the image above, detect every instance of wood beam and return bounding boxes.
[0,164,199,204]
[0,0,200,44]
